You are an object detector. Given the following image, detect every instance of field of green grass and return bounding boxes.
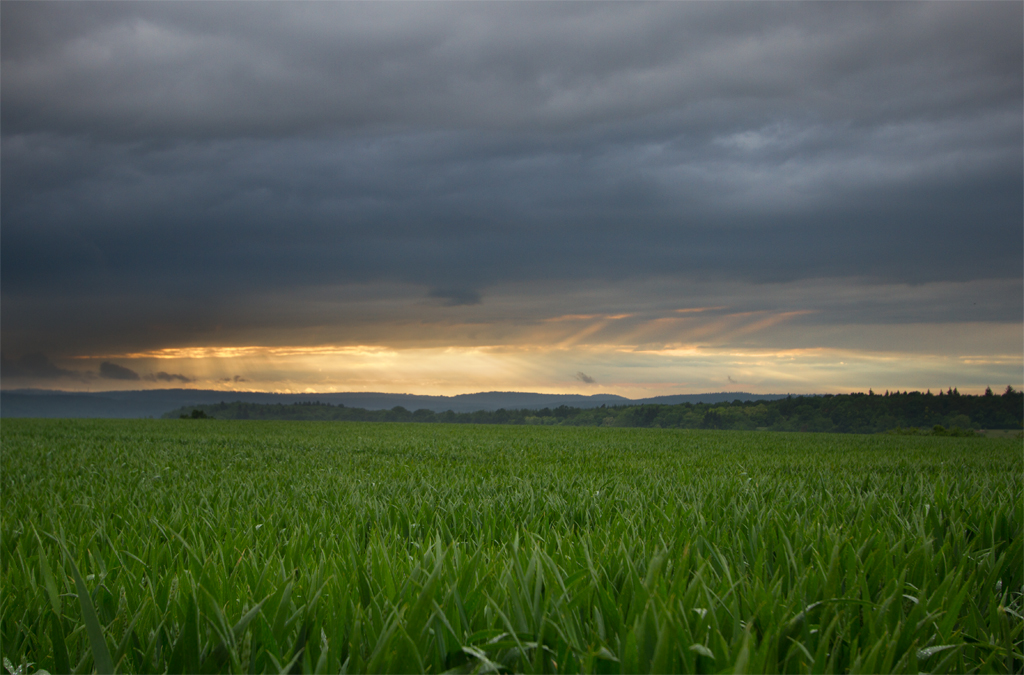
[2,419,1021,673]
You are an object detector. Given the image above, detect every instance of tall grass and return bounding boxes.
[2,420,1021,673]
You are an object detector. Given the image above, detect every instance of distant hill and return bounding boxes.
[0,388,785,419]
[166,390,1024,434]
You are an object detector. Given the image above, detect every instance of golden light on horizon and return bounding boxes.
[37,308,1021,399]
[49,336,1019,399]
[89,345,398,360]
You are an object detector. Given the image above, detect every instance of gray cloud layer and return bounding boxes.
[1,2,1020,359]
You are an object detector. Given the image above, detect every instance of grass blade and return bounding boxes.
[59,540,114,674]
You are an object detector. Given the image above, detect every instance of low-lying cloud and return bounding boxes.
[146,371,194,383]
[99,361,140,381]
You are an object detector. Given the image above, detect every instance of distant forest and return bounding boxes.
[166,387,1022,434]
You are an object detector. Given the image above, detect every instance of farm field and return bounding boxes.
[2,419,1021,674]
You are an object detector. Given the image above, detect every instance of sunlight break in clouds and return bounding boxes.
[65,342,1019,398]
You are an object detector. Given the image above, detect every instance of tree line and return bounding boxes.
[165,387,1022,434]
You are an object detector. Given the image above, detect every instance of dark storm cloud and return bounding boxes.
[1,1,1021,358]
[575,372,596,385]
[3,3,1019,139]
[99,361,140,381]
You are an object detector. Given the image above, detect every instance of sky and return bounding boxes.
[2,1,1022,397]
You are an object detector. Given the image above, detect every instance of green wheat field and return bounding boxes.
[2,419,1021,674]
